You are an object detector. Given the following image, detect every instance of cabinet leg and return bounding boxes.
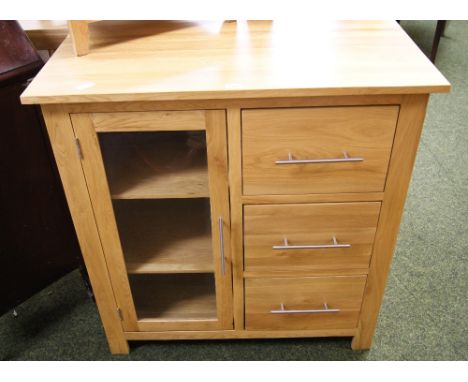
[351,324,373,350]
[108,338,130,355]
[351,337,371,350]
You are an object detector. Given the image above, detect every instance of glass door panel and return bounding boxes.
[99,131,209,199]
[129,274,216,321]
[113,198,214,275]
[71,111,232,331]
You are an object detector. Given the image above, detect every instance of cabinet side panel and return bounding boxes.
[41,105,129,354]
[352,94,429,349]
[71,113,138,330]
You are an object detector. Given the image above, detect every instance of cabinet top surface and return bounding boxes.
[21,20,450,104]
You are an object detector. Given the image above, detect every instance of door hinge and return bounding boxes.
[75,138,84,160]
[117,307,123,321]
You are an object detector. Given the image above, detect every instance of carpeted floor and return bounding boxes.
[0,21,466,361]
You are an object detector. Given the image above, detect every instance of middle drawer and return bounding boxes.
[244,202,381,272]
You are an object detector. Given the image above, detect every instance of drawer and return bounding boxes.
[244,202,381,271]
[242,106,399,195]
[245,276,366,330]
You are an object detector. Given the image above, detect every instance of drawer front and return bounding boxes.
[242,106,399,195]
[245,276,366,330]
[244,202,381,271]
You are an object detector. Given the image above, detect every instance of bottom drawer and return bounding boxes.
[245,276,366,330]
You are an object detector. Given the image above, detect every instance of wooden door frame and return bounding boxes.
[205,110,234,329]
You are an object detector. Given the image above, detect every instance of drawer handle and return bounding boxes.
[275,151,364,165]
[271,303,340,314]
[272,236,351,250]
[218,217,226,275]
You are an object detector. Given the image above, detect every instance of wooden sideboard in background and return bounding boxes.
[19,20,68,52]
[0,21,83,315]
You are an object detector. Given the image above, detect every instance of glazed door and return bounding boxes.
[70,110,233,332]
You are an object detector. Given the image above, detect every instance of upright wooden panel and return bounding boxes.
[70,113,139,331]
[68,21,90,56]
[227,108,245,329]
[205,110,234,329]
[41,105,129,354]
[352,94,430,349]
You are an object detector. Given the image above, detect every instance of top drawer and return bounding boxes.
[242,106,399,195]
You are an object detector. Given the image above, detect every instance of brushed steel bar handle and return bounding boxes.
[272,236,351,250]
[271,303,340,314]
[218,217,225,275]
[275,151,363,165]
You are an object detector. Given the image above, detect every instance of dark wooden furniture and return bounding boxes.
[397,20,447,63]
[0,21,83,315]
[430,21,447,63]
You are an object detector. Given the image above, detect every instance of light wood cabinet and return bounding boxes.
[21,21,450,354]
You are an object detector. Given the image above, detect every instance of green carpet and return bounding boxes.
[1,21,466,361]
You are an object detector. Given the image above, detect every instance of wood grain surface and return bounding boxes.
[245,276,367,330]
[244,202,381,272]
[242,106,399,195]
[21,20,449,104]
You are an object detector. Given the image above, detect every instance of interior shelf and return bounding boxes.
[129,274,217,321]
[113,198,214,274]
[99,131,209,199]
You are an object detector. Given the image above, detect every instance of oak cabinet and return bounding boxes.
[21,21,449,354]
